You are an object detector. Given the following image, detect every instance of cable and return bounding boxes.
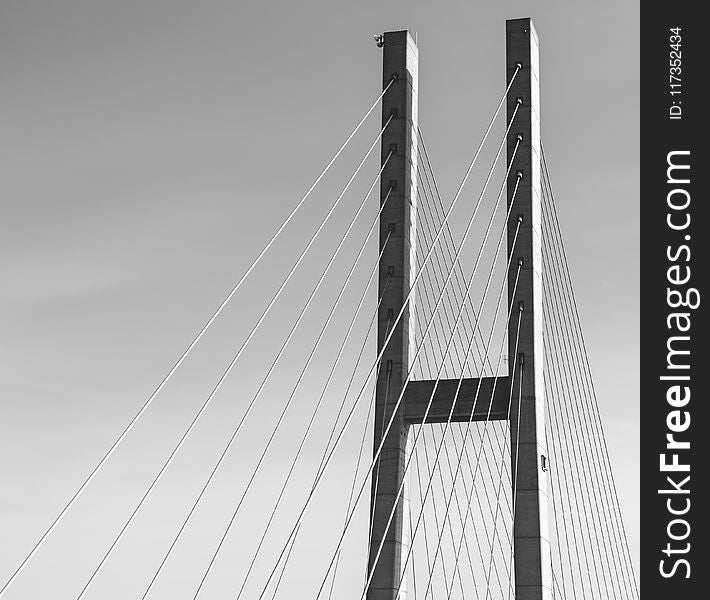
[0,78,396,600]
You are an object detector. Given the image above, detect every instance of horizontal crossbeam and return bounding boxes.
[403,376,510,424]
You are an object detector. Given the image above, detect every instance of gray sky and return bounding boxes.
[1,1,638,598]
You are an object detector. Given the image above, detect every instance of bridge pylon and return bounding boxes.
[368,28,419,600]
[505,17,552,600]
[367,19,552,600]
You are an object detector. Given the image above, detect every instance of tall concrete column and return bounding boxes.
[368,29,418,600]
[505,17,553,600]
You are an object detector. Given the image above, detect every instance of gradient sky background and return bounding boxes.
[1,1,639,598]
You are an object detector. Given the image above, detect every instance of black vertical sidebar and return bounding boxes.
[641,3,706,597]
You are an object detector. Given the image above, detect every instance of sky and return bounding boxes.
[0,1,639,598]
